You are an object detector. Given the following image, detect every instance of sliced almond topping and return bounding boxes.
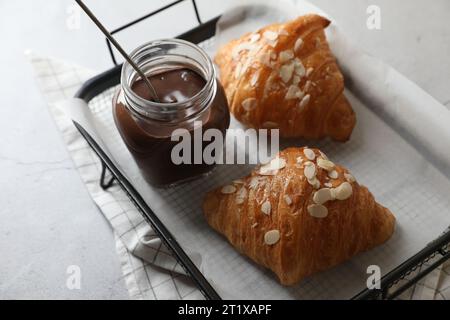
[259,52,272,67]
[306,67,314,77]
[308,204,328,218]
[279,29,289,36]
[324,182,333,188]
[304,80,312,92]
[249,33,261,43]
[270,52,277,60]
[313,188,333,205]
[304,163,316,180]
[251,222,258,229]
[294,59,306,77]
[261,201,272,215]
[234,63,242,79]
[280,63,295,83]
[249,177,260,189]
[232,42,256,60]
[264,230,280,245]
[308,177,321,189]
[241,98,257,111]
[233,179,245,185]
[344,173,356,183]
[236,187,247,204]
[259,157,286,175]
[303,148,316,161]
[284,195,293,206]
[299,94,311,109]
[296,157,303,164]
[294,38,304,52]
[221,185,237,194]
[250,71,260,87]
[328,170,339,179]
[279,50,294,63]
[319,151,329,160]
[334,182,353,200]
[263,30,279,41]
[285,85,302,100]
[292,75,301,85]
[317,158,335,171]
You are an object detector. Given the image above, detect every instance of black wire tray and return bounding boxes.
[74,0,450,300]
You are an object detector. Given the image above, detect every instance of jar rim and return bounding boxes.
[120,38,215,114]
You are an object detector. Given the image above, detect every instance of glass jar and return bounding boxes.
[113,39,230,187]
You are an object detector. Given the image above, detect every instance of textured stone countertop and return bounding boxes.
[0,0,448,299]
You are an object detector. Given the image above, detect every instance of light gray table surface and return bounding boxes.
[0,0,449,299]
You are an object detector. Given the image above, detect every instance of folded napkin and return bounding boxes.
[27,51,449,300]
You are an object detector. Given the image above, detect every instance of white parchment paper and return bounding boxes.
[65,0,450,299]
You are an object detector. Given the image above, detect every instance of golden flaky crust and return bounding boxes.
[203,148,395,285]
[215,15,356,141]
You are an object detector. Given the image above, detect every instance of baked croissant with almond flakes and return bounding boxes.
[215,15,356,141]
[203,147,395,285]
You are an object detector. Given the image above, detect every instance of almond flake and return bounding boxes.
[313,188,333,205]
[319,151,329,160]
[232,42,256,60]
[280,63,295,83]
[303,148,316,161]
[304,80,312,92]
[279,29,289,36]
[259,157,286,175]
[308,204,328,218]
[236,187,247,204]
[334,182,353,200]
[250,71,260,87]
[306,67,314,77]
[233,179,245,184]
[263,30,278,41]
[328,170,339,179]
[249,177,260,189]
[294,59,306,77]
[293,75,301,85]
[296,157,303,164]
[299,94,311,109]
[259,52,272,67]
[261,201,272,215]
[294,38,304,52]
[264,230,280,245]
[304,163,316,180]
[344,173,356,183]
[279,50,294,63]
[235,63,242,79]
[251,223,258,229]
[284,195,293,206]
[308,177,321,189]
[242,98,257,111]
[221,185,237,194]
[249,33,261,43]
[285,85,302,100]
[270,52,277,60]
[317,158,335,171]
[324,182,333,188]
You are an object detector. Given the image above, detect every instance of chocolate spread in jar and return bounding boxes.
[113,68,230,187]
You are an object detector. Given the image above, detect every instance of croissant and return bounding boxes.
[215,15,356,141]
[203,147,395,285]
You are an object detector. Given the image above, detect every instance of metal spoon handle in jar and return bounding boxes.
[75,0,160,102]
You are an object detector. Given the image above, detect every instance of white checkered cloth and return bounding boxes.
[27,52,449,300]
